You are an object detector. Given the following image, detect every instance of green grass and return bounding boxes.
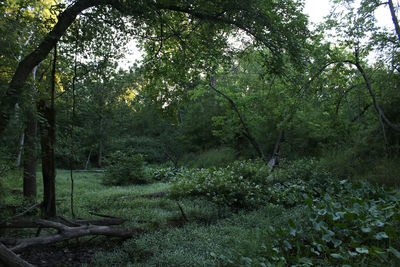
[1,169,301,266]
[1,165,400,266]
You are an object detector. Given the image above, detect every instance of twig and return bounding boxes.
[0,203,41,224]
[176,201,189,222]
[88,211,118,219]
[0,242,34,267]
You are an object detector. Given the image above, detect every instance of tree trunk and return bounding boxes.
[97,83,104,168]
[23,66,39,202]
[38,46,57,218]
[85,149,92,170]
[388,0,400,44]
[209,77,265,160]
[22,113,37,201]
[16,132,25,167]
[0,0,97,135]
[98,117,103,168]
[38,100,56,218]
[349,56,400,132]
[0,242,33,267]
[267,130,283,168]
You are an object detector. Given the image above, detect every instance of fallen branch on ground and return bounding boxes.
[1,218,140,253]
[0,242,34,267]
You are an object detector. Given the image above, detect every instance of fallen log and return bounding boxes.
[0,216,127,229]
[0,242,33,267]
[2,219,139,253]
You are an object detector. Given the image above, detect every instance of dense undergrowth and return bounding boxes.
[1,159,399,266]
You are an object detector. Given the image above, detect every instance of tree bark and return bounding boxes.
[98,117,103,168]
[16,132,25,167]
[209,77,265,160]
[22,113,37,201]
[38,46,57,218]
[388,0,400,43]
[347,56,400,132]
[0,242,33,267]
[267,129,283,168]
[0,219,138,253]
[0,0,97,135]
[23,66,39,201]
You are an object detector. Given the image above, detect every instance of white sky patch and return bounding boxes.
[118,39,144,70]
[304,0,395,28]
[304,0,332,26]
[118,0,398,70]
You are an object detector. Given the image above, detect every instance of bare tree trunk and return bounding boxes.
[0,0,97,135]
[38,46,57,218]
[209,77,265,160]
[0,242,33,267]
[85,149,92,170]
[23,66,39,201]
[97,84,104,168]
[388,0,400,43]
[349,54,400,132]
[267,130,283,168]
[16,132,25,167]
[98,117,103,168]
[22,113,37,201]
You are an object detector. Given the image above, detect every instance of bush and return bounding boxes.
[269,158,333,183]
[215,179,400,266]
[102,151,149,185]
[182,147,237,168]
[147,166,191,182]
[170,159,270,208]
[170,159,333,208]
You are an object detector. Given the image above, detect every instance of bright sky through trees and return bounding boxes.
[118,0,398,70]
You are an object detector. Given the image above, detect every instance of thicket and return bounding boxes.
[167,159,400,265]
[102,151,148,185]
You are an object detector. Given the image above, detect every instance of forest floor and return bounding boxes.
[19,242,104,266]
[2,168,400,266]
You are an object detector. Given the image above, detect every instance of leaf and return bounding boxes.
[283,240,293,251]
[388,247,400,259]
[332,238,342,248]
[322,234,332,243]
[361,227,372,233]
[330,253,343,259]
[374,232,388,240]
[355,247,369,254]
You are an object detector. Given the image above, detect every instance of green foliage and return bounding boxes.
[170,159,268,208]
[182,147,237,168]
[102,151,149,185]
[170,159,333,208]
[146,166,190,182]
[270,158,333,183]
[214,178,400,266]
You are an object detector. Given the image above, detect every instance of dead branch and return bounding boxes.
[0,203,41,224]
[176,201,189,222]
[0,242,34,267]
[2,219,139,253]
[0,216,127,229]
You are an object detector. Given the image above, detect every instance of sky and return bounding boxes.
[119,0,397,69]
[304,0,395,27]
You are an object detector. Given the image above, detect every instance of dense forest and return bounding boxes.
[1,0,400,266]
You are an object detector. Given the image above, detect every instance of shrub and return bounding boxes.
[183,147,237,168]
[269,158,333,183]
[214,179,400,266]
[170,159,333,209]
[102,151,149,185]
[170,159,270,208]
[147,166,191,182]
